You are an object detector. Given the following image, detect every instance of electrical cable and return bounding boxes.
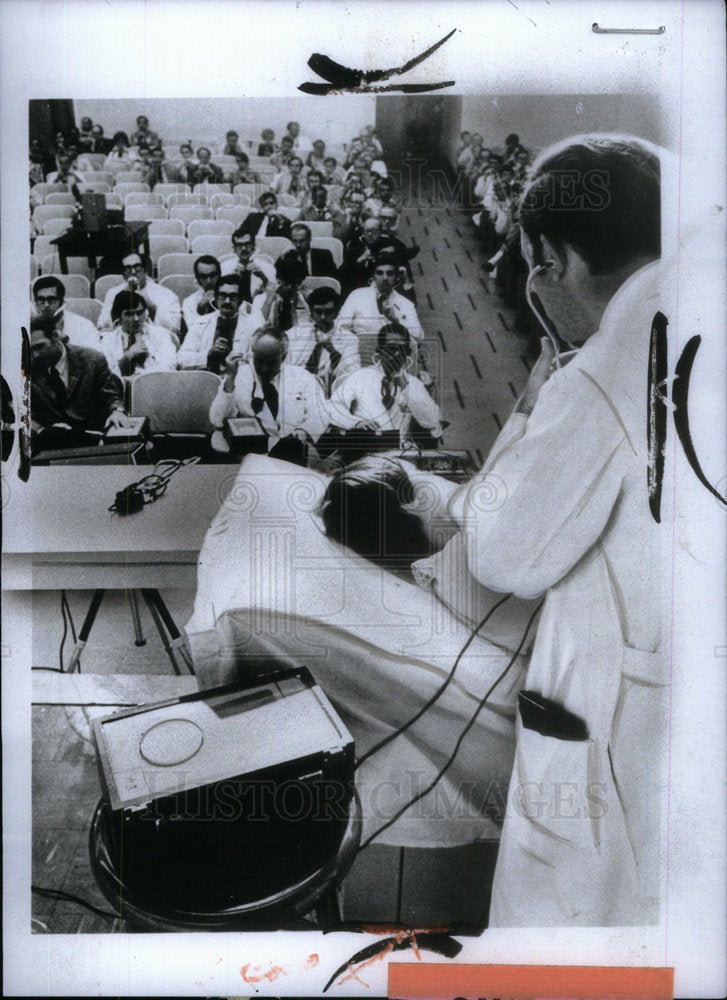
[58,591,68,672]
[31,884,120,921]
[357,598,544,852]
[108,456,200,515]
[355,593,513,771]
[524,262,577,368]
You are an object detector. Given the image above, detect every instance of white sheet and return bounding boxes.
[186,454,529,847]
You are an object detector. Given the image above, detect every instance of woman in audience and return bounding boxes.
[258,128,277,157]
[104,131,139,170]
[327,323,442,444]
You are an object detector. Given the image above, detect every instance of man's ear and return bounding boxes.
[540,236,569,279]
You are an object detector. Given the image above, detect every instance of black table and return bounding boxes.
[50,222,150,274]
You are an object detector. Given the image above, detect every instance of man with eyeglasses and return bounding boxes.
[286,223,338,279]
[32,276,102,351]
[181,255,221,336]
[100,291,178,377]
[178,273,258,373]
[218,228,276,300]
[337,252,423,364]
[286,286,360,397]
[97,252,181,335]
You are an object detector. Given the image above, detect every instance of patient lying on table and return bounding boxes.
[187,453,540,848]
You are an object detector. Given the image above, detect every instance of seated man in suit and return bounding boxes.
[97,252,182,335]
[286,223,338,278]
[181,255,221,336]
[100,291,178,378]
[363,176,401,219]
[272,155,307,205]
[322,156,346,187]
[227,152,262,186]
[286,286,360,397]
[222,130,245,156]
[29,316,129,452]
[32,276,101,351]
[338,216,382,296]
[145,146,180,187]
[331,190,366,247]
[178,273,259,373]
[240,191,292,239]
[300,185,334,222]
[269,134,295,172]
[209,326,329,464]
[130,114,161,150]
[191,147,225,186]
[257,254,309,333]
[218,227,276,296]
[285,120,313,155]
[338,252,423,363]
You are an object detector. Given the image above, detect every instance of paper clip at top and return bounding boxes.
[592,23,665,34]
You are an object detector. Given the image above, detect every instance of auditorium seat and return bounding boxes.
[277,194,301,207]
[186,219,234,243]
[124,192,165,207]
[31,273,91,299]
[301,275,341,296]
[277,205,302,223]
[38,252,94,282]
[42,217,73,237]
[104,193,124,210]
[256,236,293,259]
[193,183,231,200]
[80,181,112,195]
[305,221,334,238]
[31,183,69,201]
[149,219,186,237]
[32,204,75,232]
[157,253,197,279]
[125,204,168,222]
[93,273,123,302]
[43,193,77,206]
[130,370,220,457]
[208,192,237,212]
[159,274,199,302]
[166,192,207,209]
[233,183,270,202]
[89,171,115,187]
[215,205,252,226]
[114,182,151,198]
[148,235,189,272]
[30,255,39,281]
[311,236,344,267]
[114,171,146,185]
[83,153,107,171]
[190,234,231,257]
[64,298,102,325]
[169,205,213,226]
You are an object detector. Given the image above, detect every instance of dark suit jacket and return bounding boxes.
[32,346,125,432]
[301,248,338,278]
[241,212,292,239]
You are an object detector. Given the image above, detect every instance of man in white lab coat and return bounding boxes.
[450,135,671,926]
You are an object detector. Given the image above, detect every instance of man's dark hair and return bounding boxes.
[320,455,430,571]
[505,133,520,148]
[377,322,411,353]
[259,192,278,206]
[518,134,661,275]
[290,223,311,240]
[30,316,60,339]
[214,273,245,295]
[232,225,253,243]
[373,251,399,269]
[275,253,308,284]
[111,290,149,323]
[307,286,339,309]
[193,254,221,278]
[33,276,66,303]
[122,252,152,274]
[112,131,130,147]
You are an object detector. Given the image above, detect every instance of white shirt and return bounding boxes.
[35,308,102,351]
[327,365,442,438]
[177,309,258,369]
[181,288,216,332]
[217,252,276,286]
[450,262,673,927]
[285,321,361,396]
[337,285,423,346]
[288,132,313,155]
[99,322,178,378]
[97,278,182,335]
[209,362,329,444]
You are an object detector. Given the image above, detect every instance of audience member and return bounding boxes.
[209,326,329,461]
[257,129,277,157]
[218,228,276,295]
[338,217,383,294]
[191,147,225,186]
[331,190,366,246]
[322,156,346,187]
[78,116,94,150]
[100,290,178,377]
[32,277,101,351]
[270,135,295,171]
[104,131,139,170]
[30,316,128,451]
[240,191,292,238]
[273,155,307,204]
[145,146,180,186]
[222,130,245,156]
[338,253,423,357]
[90,123,112,154]
[286,287,361,397]
[181,255,221,334]
[285,120,313,154]
[306,139,327,172]
[300,185,333,222]
[259,254,309,332]
[97,252,181,334]
[286,223,338,278]
[130,114,161,150]
[363,176,401,219]
[327,322,441,440]
[46,152,85,185]
[228,152,261,186]
[178,273,258,373]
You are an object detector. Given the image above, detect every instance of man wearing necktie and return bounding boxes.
[288,223,338,279]
[209,327,329,464]
[178,274,259,371]
[29,317,129,452]
[286,286,361,397]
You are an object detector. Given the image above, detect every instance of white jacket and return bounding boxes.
[97,278,182,334]
[450,262,672,926]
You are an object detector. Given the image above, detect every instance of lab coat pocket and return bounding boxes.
[513,725,600,852]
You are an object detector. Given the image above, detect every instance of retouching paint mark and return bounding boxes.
[322,929,462,993]
[19,326,31,482]
[300,29,457,95]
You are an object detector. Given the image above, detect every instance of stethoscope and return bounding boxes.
[524,260,579,370]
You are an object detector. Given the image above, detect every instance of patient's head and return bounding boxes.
[320,455,430,571]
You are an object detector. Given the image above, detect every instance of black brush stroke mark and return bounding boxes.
[673,334,727,506]
[19,326,31,481]
[647,311,668,523]
[301,29,456,95]
[322,931,462,993]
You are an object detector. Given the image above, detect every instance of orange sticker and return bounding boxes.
[388,964,674,1000]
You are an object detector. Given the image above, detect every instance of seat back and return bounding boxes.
[169,205,213,225]
[41,217,73,236]
[155,183,194,203]
[32,204,75,230]
[130,370,220,433]
[159,274,200,302]
[157,253,197,279]
[124,191,165,207]
[233,183,270,202]
[64,298,103,326]
[31,273,91,299]
[256,236,293,260]
[114,182,152,198]
[43,192,77,206]
[190,234,232,257]
[148,235,189,270]
[166,192,207,209]
[125,203,168,222]
[149,219,186,237]
[215,205,252,227]
[187,219,234,243]
[39,252,95,282]
[305,220,334,238]
[300,276,341,297]
[94,273,124,302]
[277,205,302,223]
[311,236,344,267]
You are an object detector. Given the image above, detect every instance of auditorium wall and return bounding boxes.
[74,96,377,149]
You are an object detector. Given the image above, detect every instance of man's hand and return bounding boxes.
[515,337,556,416]
[105,409,130,430]
[125,342,149,361]
[354,419,379,431]
[146,301,157,321]
[211,336,231,356]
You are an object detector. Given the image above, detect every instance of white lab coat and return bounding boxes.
[450,262,672,925]
[177,310,258,370]
[327,365,442,438]
[99,322,178,378]
[97,278,182,335]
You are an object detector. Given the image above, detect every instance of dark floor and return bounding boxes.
[31,162,524,934]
